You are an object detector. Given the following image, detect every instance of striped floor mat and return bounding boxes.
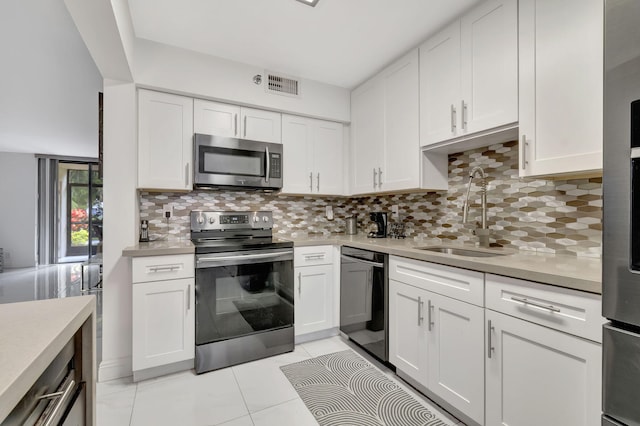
[280,350,449,426]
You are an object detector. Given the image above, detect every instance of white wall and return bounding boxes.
[0,153,37,268]
[0,0,103,157]
[134,39,351,123]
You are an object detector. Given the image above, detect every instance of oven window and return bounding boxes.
[202,147,264,177]
[195,259,294,344]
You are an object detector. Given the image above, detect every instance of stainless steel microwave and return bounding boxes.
[193,133,283,190]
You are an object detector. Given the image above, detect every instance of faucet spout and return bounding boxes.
[462,166,489,247]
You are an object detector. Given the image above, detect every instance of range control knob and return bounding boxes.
[197,216,204,225]
[209,216,216,224]
[253,216,259,223]
[262,216,270,223]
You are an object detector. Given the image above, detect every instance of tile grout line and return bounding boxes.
[127,383,139,426]
[229,367,254,425]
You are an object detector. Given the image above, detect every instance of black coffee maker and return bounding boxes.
[367,212,388,238]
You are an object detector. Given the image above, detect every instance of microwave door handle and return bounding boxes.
[265,146,270,184]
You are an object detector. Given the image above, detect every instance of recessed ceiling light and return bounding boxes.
[295,0,319,7]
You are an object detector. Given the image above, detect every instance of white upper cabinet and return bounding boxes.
[420,0,518,147]
[381,50,421,192]
[193,99,239,137]
[194,99,282,143]
[281,115,344,195]
[519,0,603,177]
[138,89,194,191]
[350,50,420,195]
[420,22,462,145]
[350,78,384,194]
[241,107,282,143]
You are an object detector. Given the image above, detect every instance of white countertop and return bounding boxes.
[121,234,601,294]
[0,296,96,422]
[282,234,602,294]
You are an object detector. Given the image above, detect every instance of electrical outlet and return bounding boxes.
[391,205,399,220]
[163,204,173,219]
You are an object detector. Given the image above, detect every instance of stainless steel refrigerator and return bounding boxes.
[602,1,640,425]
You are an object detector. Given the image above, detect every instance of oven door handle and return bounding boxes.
[196,250,293,268]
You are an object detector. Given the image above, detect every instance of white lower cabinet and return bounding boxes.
[131,254,195,380]
[389,279,428,384]
[485,309,601,426]
[295,264,333,336]
[389,279,484,424]
[132,278,195,372]
[294,246,338,339]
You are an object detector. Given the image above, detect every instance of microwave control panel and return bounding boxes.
[269,153,282,178]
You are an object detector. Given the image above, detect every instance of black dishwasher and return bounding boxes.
[340,246,388,362]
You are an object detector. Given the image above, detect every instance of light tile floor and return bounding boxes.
[98,336,466,426]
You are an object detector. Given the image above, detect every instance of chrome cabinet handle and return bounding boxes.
[510,296,561,313]
[317,173,320,192]
[187,285,191,311]
[40,377,76,426]
[451,104,457,132]
[427,300,434,331]
[378,167,382,187]
[373,168,377,188]
[521,135,528,170]
[244,116,247,137]
[462,100,468,130]
[149,265,180,273]
[417,296,424,325]
[304,254,325,260]
[298,272,302,296]
[488,320,495,358]
[309,172,313,191]
[234,114,238,136]
[185,163,190,187]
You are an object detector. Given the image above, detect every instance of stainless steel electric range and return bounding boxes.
[190,210,294,374]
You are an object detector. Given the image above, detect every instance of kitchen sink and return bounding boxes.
[414,246,510,258]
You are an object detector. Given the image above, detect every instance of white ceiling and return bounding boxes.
[128,0,482,89]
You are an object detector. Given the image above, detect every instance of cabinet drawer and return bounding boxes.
[485,274,603,342]
[294,246,333,266]
[389,256,484,306]
[132,254,194,283]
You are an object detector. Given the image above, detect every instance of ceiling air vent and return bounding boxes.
[265,72,301,97]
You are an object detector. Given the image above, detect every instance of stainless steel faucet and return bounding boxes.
[462,166,490,247]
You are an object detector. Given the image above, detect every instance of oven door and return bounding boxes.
[195,248,294,346]
[194,133,283,189]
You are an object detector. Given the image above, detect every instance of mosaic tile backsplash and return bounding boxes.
[139,141,602,257]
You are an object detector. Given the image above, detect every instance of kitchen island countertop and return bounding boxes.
[0,296,96,423]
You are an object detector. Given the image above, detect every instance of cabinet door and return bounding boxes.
[350,78,383,194]
[427,294,484,424]
[519,0,603,177]
[138,90,193,190]
[132,278,195,371]
[314,120,344,195]
[486,310,601,426]
[388,280,428,386]
[419,21,461,146]
[294,264,333,336]
[240,107,282,143]
[381,50,420,192]
[193,99,240,137]
[281,115,313,194]
[460,0,518,136]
